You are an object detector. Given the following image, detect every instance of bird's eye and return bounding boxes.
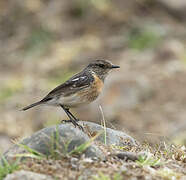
[98,64,105,68]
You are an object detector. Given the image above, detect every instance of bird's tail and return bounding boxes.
[22,101,42,111]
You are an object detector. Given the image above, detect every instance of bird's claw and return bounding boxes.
[61,119,84,131]
[61,120,70,123]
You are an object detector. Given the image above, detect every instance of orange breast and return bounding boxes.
[77,74,104,103]
[92,74,104,93]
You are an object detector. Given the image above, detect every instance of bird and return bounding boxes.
[22,60,120,130]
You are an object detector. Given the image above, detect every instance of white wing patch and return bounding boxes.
[70,76,88,89]
[71,76,87,82]
[71,78,80,82]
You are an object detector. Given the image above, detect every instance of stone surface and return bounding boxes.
[4,170,53,180]
[80,121,138,146]
[4,123,104,161]
[3,121,137,162]
[114,152,139,161]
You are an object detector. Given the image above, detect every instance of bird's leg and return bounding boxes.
[60,106,78,122]
[60,105,77,124]
[60,105,84,131]
[65,108,79,122]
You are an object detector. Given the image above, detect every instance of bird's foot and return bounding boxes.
[61,119,84,131]
[61,120,71,123]
[76,123,84,131]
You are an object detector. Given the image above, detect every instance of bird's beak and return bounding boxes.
[111,64,120,69]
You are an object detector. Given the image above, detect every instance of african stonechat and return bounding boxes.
[22,60,120,130]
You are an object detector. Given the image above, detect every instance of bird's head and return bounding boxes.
[86,60,120,81]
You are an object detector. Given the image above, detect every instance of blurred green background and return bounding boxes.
[0,0,186,152]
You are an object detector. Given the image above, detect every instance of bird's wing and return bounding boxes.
[41,71,93,102]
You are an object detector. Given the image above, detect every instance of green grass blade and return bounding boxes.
[17,143,45,159]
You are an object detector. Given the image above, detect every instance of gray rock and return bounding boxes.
[114,152,139,161]
[114,151,149,161]
[4,123,104,162]
[4,121,137,162]
[4,170,53,180]
[79,121,138,146]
